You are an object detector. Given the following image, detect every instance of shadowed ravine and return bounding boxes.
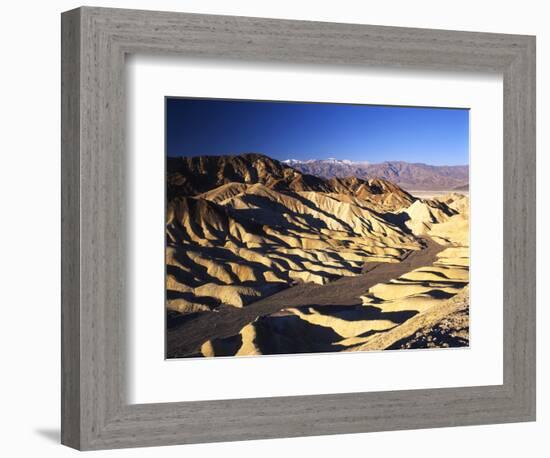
[165,154,470,357]
[166,236,444,357]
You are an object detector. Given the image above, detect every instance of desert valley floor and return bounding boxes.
[165,154,469,358]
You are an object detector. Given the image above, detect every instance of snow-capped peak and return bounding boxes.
[320,158,360,165]
[283,158,369,165]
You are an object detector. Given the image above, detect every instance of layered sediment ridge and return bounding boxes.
[165,154,470,357]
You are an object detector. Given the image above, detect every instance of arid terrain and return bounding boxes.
[166,153,469,358]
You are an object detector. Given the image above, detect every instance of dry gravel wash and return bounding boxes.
[166,236,444,357]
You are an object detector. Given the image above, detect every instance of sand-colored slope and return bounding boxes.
[196,283,462,355]
[360,247,469,311]
[166,183,424,313]
[165,155,470,357]
[192,284,469,357]
[347,286,469,351]
[327,176,415,211]
[401,193,469,247]
[166,235,450,357]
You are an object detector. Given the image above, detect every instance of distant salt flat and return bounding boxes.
[409,190,469,199]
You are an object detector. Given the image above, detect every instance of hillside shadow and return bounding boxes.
[295,304,418,325]
[166,310,205,329]
[255,314,347,354]
[380,211,412,234]
[232,194,330,232]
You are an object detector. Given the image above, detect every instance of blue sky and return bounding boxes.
[166,97,469,166]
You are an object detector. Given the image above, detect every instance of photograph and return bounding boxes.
[165,97,470,358]
[2,1,541,454]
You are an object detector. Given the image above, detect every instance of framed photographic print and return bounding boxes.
[61,6,536,450]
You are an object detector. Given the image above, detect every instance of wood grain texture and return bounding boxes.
[61,6,536,450]
[60,7,81,449]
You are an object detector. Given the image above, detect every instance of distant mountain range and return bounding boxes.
[167,153,414,207]
[282,159,469,191]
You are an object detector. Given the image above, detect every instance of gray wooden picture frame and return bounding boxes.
[61,6,536,451]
